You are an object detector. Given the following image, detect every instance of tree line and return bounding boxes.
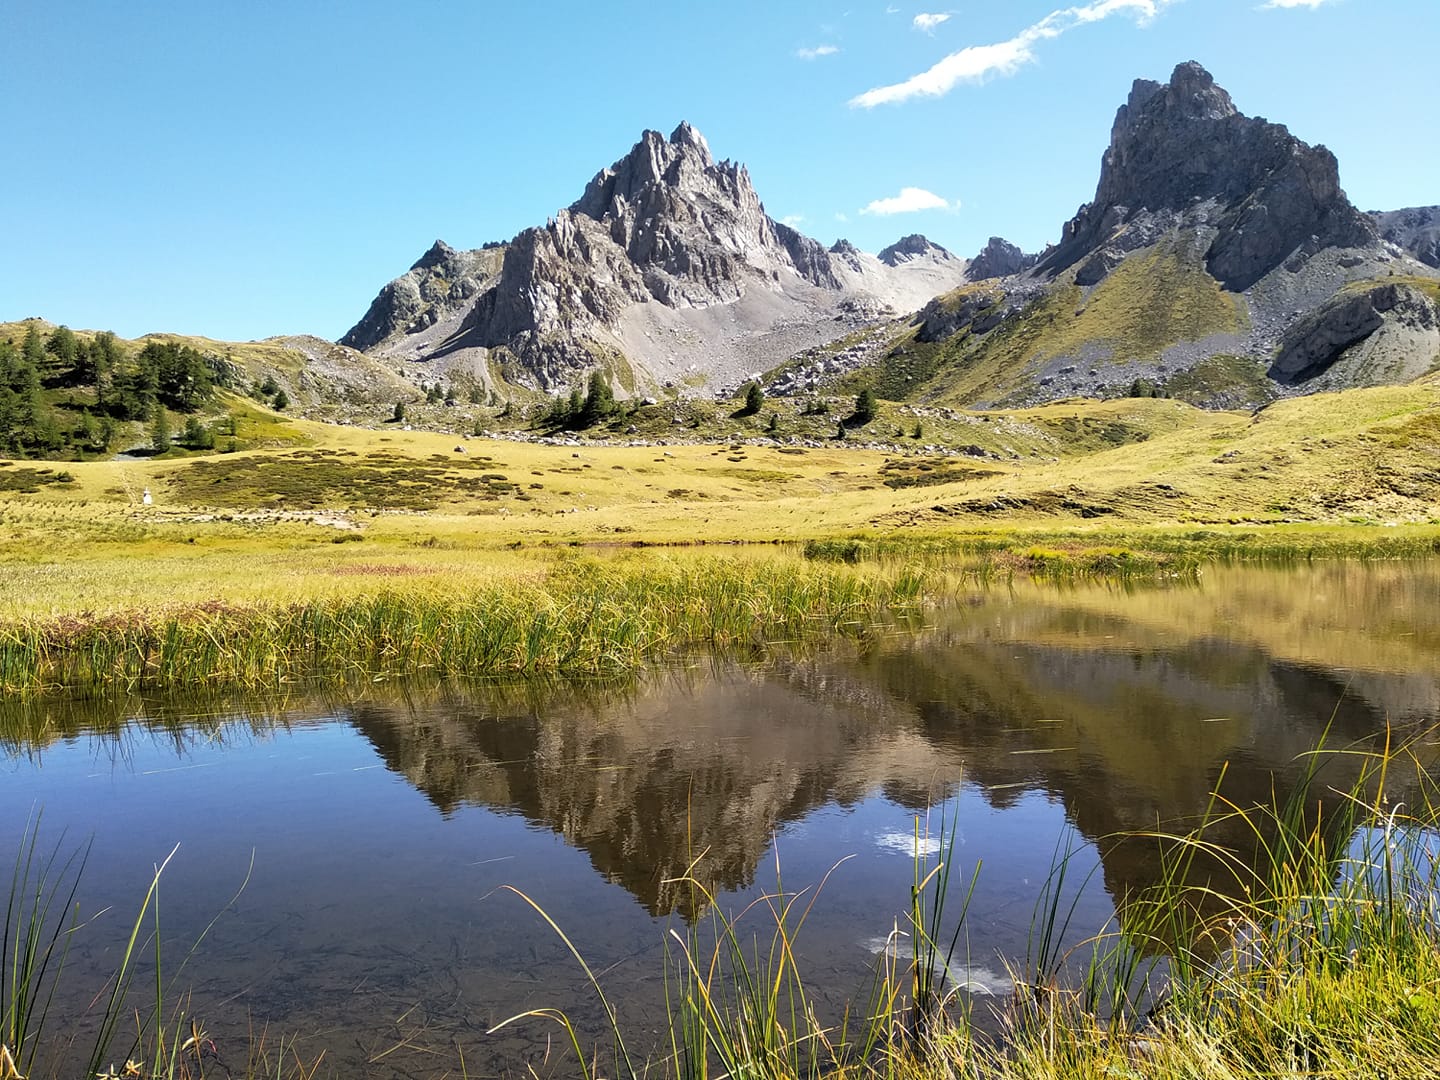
[0,323,229,458]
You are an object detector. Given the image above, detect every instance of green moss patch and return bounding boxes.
[879,457,1002,490]
[163,449,514,510]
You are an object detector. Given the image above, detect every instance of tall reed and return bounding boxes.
[0,554,935,695]
[2,822,266,1080]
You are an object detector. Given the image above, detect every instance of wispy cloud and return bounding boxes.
[835,211,850,223]
[851,0,1174,108]
[1261,0,1335,8]
[860,187,955,215]
[796,44,840,60]
[780,214,806,227]
[913,12,952,33]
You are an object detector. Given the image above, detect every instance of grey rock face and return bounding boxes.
[340,240,505,352]
[1271,283,1438,381]
[445,124,854,385]
[967,237,1038,281]
[1038,61,1376,291]
[777,224,843,289]
[878,234,956,267]
[1372,206,1440,269]
[915,287,1010,343]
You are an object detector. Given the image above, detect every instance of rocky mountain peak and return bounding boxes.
[878,234,954,266]
[967,237,1037,281]
[342,122,967,389]
[570,122,729,223]
[829,239,861,257]
[669,120,711,156]
[412,239,459,272]
[1040,61,1376,291]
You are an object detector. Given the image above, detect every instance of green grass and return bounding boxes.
[1159,353,1277,406]
[162,447,514,510]
[0,466,74,494]
[912,238,1250,406]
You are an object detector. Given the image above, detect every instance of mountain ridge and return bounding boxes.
[340,123,971,392]
[866,61,1440,410]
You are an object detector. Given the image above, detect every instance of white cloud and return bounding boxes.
[913,12,952,33]
[851,0,1174,107]
[1262,0,1334,7]
[835,211,850,222]
[780,214,806,227]
[860,187,954,215]
[796,44,840,60]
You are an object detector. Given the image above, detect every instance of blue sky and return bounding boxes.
[2,0,1435,342]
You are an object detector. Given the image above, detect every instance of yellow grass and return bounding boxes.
[0,374,1437,622]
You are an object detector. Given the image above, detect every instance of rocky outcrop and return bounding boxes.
[967,237,1037,281]
[915,286,1010,343]
[1271,283,1440,381]
[1038,61,1377,291]
[1372,206,1440,269]
[340,240,505,352]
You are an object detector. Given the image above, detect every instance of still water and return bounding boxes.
[3,562,1438,1076]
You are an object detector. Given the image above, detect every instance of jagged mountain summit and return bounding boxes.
[341,123,969,393]
[898,61,1439,408]
[1037,61,1376,291]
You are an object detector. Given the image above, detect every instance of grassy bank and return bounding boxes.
[0,551,932,693]
[3,522,1439,694]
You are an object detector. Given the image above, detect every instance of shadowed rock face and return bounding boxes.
[1271,283,1440,381]
[966,237,1037,281]
[1039,61,1376,291]
[339,240,505,352]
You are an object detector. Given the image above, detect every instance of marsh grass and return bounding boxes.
[803,526,1440,577]
[497,726,1440,1080]
[0,553,934,694]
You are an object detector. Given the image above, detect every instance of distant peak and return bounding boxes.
[878,234,953,266]
[829,238,862,256]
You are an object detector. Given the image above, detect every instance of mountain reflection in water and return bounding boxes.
[1,563,1436,1076]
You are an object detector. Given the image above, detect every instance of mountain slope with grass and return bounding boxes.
[837,62,1440,411]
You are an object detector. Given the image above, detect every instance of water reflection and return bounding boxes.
[1,563,1438,1075]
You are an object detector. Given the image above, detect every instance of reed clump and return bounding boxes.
[0,553,933,694]
[803,526,1440,574]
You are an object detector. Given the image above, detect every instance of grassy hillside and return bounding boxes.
[833,234,1253,409]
